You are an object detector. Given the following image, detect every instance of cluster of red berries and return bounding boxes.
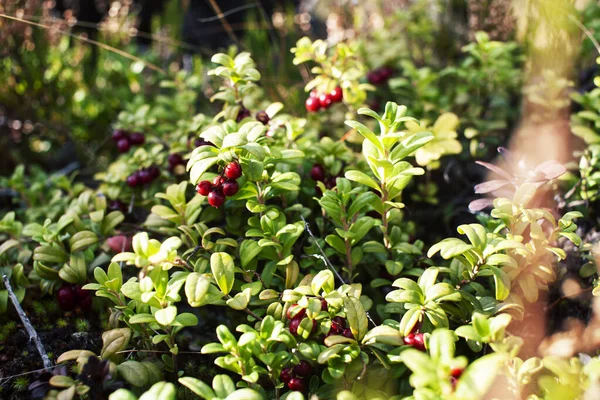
[305,87,343,113]
[367,66,395,85]
[167,153,185,173]
[126,166,160,188]
[325,316,353,339]
[57,284,92,311]
[280,360,312,392]
[310,163,339,191]
[403,332,426,351]
[112,129,145,153]
[196,161,242,208]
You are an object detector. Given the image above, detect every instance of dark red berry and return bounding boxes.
[367,70,383,85]
[196,180,212,196]
[379,66,394,80]
[450,367,463,379]
[112,129,128,142]
[194,138,215,148]
[108,200,127,213]
[450,376,458,387]
[289,317,302,336]
[57,285,76,311]
[310,164,325,182]
[74,286,92,311]
[236,107,251,122]
[224,162,242,180]
[413,333,426,351]
[138,169,153,185]
[286,305,306,320]
[126,174,140,188]
[330,86,343,103]
[129,132,145,145]
[305,97,321,113]
[321,298,328,311]
[318,93,333,109]
[404,333,415,346]
[331,317,346,332]
[342,328,354,339]
[287,377,305,392]
[168,153,184,166]
[280,368,293,383]
[148,166,160,180]
[222,180,239,197]
[213,176,226,187]
[207,191,225,208]
[256,110,270,125]
[117,139,131,153]
[294,361,312,378]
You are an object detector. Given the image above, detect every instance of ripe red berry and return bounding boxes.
[236,107,251,122]
[224,162,242,180]
[117,138,131,153]
[57,285,76,311]
[129,132,145,145]
[208,191,225,208]
[196,180,212,196]
[213,176,226,187]
[126,174,140,188]
[367,70,383,85]
[305,97,321,113]
[342,328,354,339]
[138,169,153,185]
[450,367,463,379]
[286,305,306,320]
[404,333,415,346]
[74,286,92,311]
[331,317,346,332]
[280,367,293,383]
[112,129,128,142]
[108,200,127,213]
[330,86,343,103]
[294,361,312,378]
[168,153,184,166]
[310,164,325,182]
[379,66,394,80]
[222,180,239,197]
[287,377,306,392]
[106,235,133,253]
[289,317,302,336]
[321,298,328,311]
[318,93,334,109]
[256,110,270,125]
[309,90,318,98]
[148,166,160,180]
[413,333,426,351]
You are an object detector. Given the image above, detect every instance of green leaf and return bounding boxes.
[118,361,149,387]
[139,382,176,400]
[390,131,434,161]
[345,120,383,153]
[362,325,403,346]
[213,375,236,398]
[311,270,335,295]
[69,230,98,253]
[211,252,235,295]
[224,389,264,400]
[343,296,368,341]
[155,306,178,326]
[488,266,510,301]
[185,273,211,307]
[454,353,506,400]
[239,240,262,268]
[344,170,381,192]
[179,377,216,400]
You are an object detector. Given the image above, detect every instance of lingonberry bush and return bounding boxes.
[3,2,600,399]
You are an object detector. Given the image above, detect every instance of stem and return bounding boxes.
[381,188,391,249]
[224,295,263,321]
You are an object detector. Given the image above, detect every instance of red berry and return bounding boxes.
[331,317,346,331]
[379,66,394,80]
[318,93,333,108]
[129,132,145,145]
[117,138,131,153]
[404,333,415,346]
[108,200,127,213]
[280,368,293,383]
[310,164,325,182]
[236,108,251,122]
[450,367,463,379]
[207,191,225,208]
[330,86,343,103]
[112,129,128,142]
[148,166,160,180]
[222,180,239,197]
[287,377,305,392]
[256,110,270,125]
[196,180,212,196]
[106,235,132,253]
[294,361,312,378]
[138,169,153,185]
[320,298,328,311]
[342,328,354,339]
[305,97,321,113]
[126,174,140,188]
[367,70,383,85]
[224,162,242,180]
[286,305,306,320]
[289,317,302,336]
[168,153,184,166]
[57,285,76,311]
[450,376,458,387]
[309,90,318,98]
[413,333,426,351]
[213,176,226,187]
[74,286,92,311]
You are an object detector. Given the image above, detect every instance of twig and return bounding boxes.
[0,362,73,384]
[2,274,52,369]
[205,0,241,46]
[197,3,257,22]
[299,216,377,327]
